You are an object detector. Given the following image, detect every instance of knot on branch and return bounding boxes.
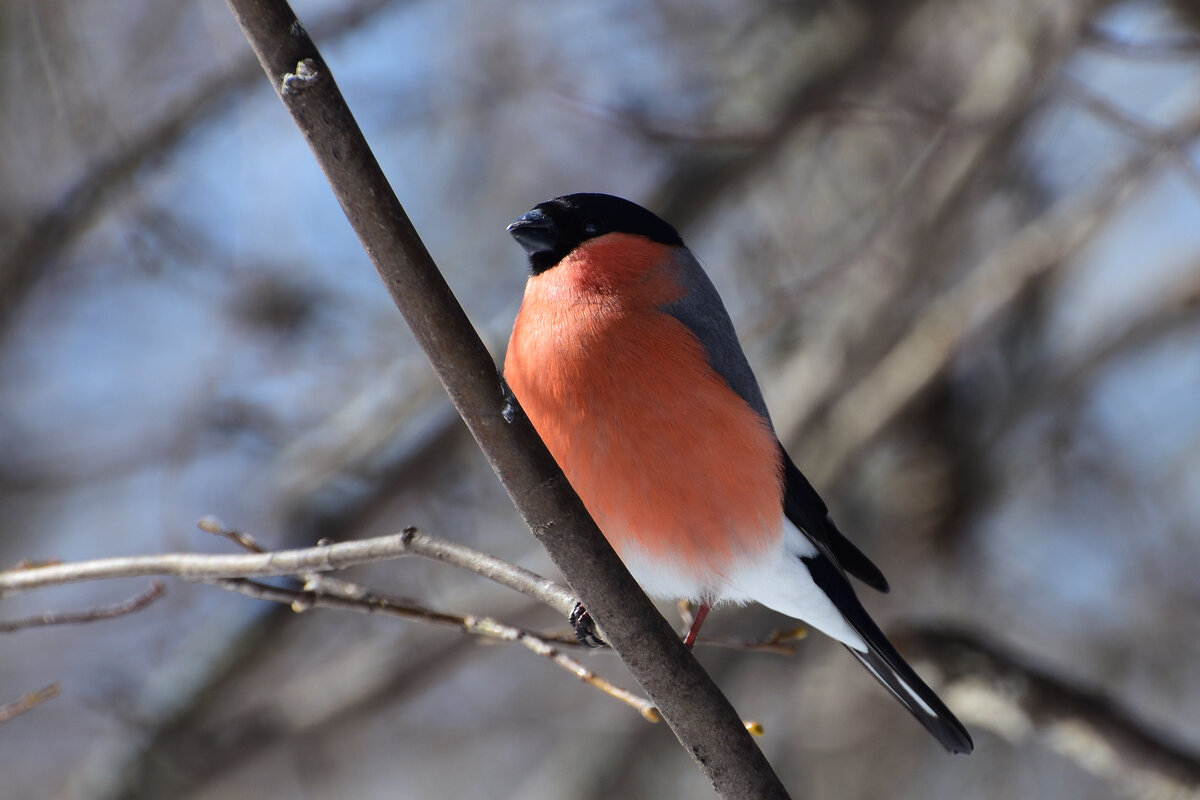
[281,58,320,96]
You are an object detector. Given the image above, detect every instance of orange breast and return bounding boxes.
[505,235,783,599]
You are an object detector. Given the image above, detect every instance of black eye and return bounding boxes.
[582,218,604,237]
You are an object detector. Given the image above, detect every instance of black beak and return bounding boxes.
[507,208,558,257]
[508,207,565,273]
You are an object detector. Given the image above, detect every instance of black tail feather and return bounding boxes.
[803,555,973,754]
[845,642,973,754]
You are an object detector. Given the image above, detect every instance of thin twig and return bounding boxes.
[0,684,60,723]
[699,627,809,656]
[199,516,266,553]
[0,526,575,613]
[400,528,577,617]
[0,582,165,633]
[201,517,578,616]
[211,576,660,721]
[467,616,661,723]
[0,533,409,594]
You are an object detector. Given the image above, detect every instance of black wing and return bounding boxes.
[782,447,889,593]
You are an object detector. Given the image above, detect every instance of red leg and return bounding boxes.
[683,602,711,649]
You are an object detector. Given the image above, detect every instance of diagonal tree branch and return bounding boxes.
[222,2,789,796]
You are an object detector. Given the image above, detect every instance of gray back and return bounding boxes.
[660,249,774,429]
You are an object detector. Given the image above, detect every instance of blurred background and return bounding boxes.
[2,0,1199,797]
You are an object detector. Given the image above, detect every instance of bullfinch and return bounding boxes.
[504,193,973,754]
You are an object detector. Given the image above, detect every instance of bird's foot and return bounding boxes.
[569,602,607,648]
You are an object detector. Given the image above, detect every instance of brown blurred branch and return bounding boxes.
[223,1,789,797]
[993,261,1200,437]
[0,684,60,724]
[0,581,164,633]
[1059,75,1200,191]
[651,0,927,229]
[0,0,408,337]
[559,96,772,147]
[771,1,1102,454]
[901,626,1200,799]
[803,102,1200,486]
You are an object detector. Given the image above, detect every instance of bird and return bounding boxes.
[503,192,973,754]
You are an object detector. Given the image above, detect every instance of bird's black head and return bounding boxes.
[507,193,683,274]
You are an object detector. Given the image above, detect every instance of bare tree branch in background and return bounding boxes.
[0,0,408,337]
[990,261,1200,437]
[763,0,1105,456]
[901,626,1200,800]
[649,0,928,228]
[804,103,1200,486]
